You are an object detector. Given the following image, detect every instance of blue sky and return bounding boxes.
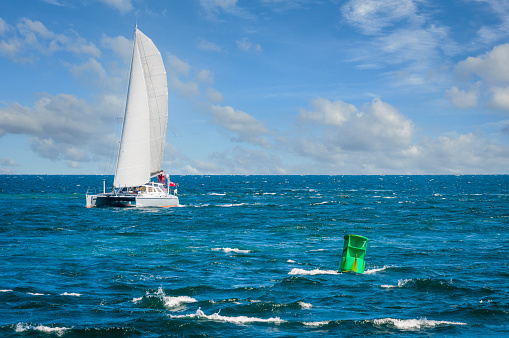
[1,0,509,175]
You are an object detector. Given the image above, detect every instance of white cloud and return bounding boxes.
[0,93,119,164]
[167,52,191,75]
[206,88,224,103]
[490,87,509,110]
[197,39,222,52]
[450,43,509,112]
[298,98,357,127]
[98,0,133,14]
[0,17,11,35]
[472,0,509,46]
[197,70,214,84]
[69,57,111,88]
[236,37,262,52]
[0,17,100,62]
[199,0,240,19]
[445,85,479,109]
[209,104,270,148]
[0,158,19,166]
[298,97,413,152]
[341,0,420,35]
[456,43,509,86]
[101,34,132,62]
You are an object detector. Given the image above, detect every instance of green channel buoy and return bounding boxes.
[340,234,369,273]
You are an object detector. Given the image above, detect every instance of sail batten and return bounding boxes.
[113,28,168,188]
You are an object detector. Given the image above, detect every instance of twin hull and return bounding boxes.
[86,193,179,208]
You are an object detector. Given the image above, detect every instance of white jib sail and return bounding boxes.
[113,30,151,188]
[136,29,168,177]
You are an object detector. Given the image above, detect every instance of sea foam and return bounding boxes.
[16,323,70,336]
[373,318,466,330]
[381,279,412,288]
[212,247,251,254]
[155,287,197,309]
[288,268,339,275]
[170,308,285,325]
[364,265,391,275]
[60,292,81,297]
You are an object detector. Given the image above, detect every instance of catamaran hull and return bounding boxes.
[86,194,136,208]
[86,193,178,208]
[136,195,179,208]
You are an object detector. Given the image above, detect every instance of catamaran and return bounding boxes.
[86,27,179,208]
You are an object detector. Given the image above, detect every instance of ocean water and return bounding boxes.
[0,175,507,337]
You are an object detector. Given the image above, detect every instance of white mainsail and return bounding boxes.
[114,28,168,188]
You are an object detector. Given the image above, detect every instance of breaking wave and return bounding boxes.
[170,308,285,325]
[288,268,339,275]
[372,317,467,330]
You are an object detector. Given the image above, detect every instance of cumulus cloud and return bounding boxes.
[291,96,509,174]
[167,52,191,75]
[209,104,270,148]
[299,97,413,152]
[206,88,224,103]
[101,34,132,62]
[449,43,509,112]
[165,52,270,149]
[0,93,119,166]
[456,44,509,85]
[490,87,509,110]
[445,85,479,109]
[299,98,357,127]
[197,69,214,84]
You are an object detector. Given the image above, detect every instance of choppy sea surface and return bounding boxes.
[0,175,507,337]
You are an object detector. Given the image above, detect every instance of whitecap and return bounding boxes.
[154,287,197,309]
[373,318,466,330]
[209,193,226,196]
[288,268,339,275]
[287,259,296,263]
[364,265,391,275]
[303,321,329,326]
[133,297,143,303]
[16,323,70,336]
[0,289,13,292]
[298,301,313,309]
[311,201,329,205]
[263,192,276,195]
[27,292,45,296]
[162,295,198,309]
[212,247,251,254]
[60,292,81,297]
[219,203,247,207]
[170,308,285,325]
[381,279,411,288]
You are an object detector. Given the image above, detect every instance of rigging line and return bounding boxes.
[110,27,136,181]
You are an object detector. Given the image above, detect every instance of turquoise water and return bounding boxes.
[0,175,507,336]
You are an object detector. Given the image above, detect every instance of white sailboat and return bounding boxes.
[86,27,179,208]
